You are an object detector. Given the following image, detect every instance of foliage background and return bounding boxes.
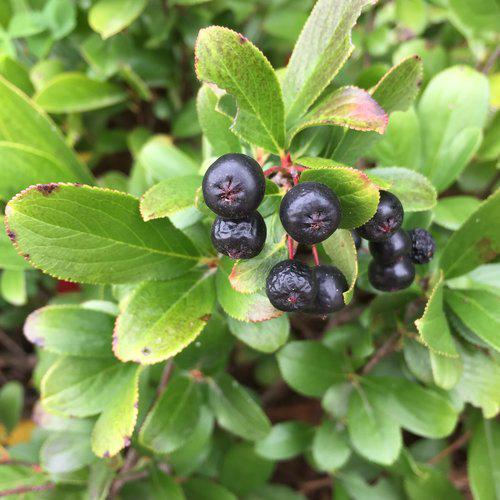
[0,0,498,498]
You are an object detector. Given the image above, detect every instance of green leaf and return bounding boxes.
[298,158,381,228]
[334,56,423,164]
[149,468,186,500]
[197,85,241,156]
[89,0,147,39]
[415,271,458,357]
[429,351,462,391]
[418,66,489,192]
[468,417,500,500]
[114,270,215,364]
[367,167,437,212]
[43,0,76,40]
[434,196,481,231]
[347,385,402,465]
[0,381,23,433]
[322,229,358,304]
[255,421,313,460]
[288,86,388,144]
[0,56,34,95]
[34,73,127,113]
[24,305,115,357]
[216,257,281,323]
[396,0,427,34]
[0,268,26,306]
[282,0,371,123]
[277,340,346,397]
[312,421,351,472]
[140,175,202,221]
[209,373,271,441]
[5,184,199,284]
[195,26,285,154]
[0,464,49,492]
[0,217,29,271]
[448,0,500,39]
[0,142,80,201]
[445,289,500,352]
[183,478,236,500]
[140,375,200,454]
[0,76,93,184]
[404,466,461,500]
[227,316,289,354]
[440,190,500,279]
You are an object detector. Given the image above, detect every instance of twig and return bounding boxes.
[0,483,54,497]
[312,245,320,266]
[362,331,400,374]
[156,359,174,397]
[299,476,332,493]
[481,46,499,74]
[428,431,471,465]
[287,235,296,260]
[0,329,25,357]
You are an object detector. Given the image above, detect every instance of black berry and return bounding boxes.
[266,259,317,312]
[357,191,403,242]
[211,212,266,259]
[369,229,411,264]
[352,230,362,250]
[368,257,415,292]
[409,228,436,264]
[202,153,265,218]
[304,265,348,315]
[279,182,341,245]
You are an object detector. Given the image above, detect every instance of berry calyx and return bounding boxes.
[304,265,348,315]
[357,191,404,242]
[368,256,415,292]
[202,153,265,218]
[279,182,341,245]
[211,212,266,259]
[266,259,317,312]
[369,229,411,264]
[408,228,436,264]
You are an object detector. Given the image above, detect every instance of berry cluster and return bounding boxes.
[356,191,436,292]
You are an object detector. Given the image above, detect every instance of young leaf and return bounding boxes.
[113,270,216,364]
[34,73,127,113]
[288,86,387,144]
[89,0,147,39]
[255,421,314,460]
[24,305,115,357]
[1,269,26,306]
[312,421,351,472]
[0,381,23,433]
[5,184,199,284]
[298,158,381,228]
[140,375,200,453]
[0,76,93,184]
[440,190,500,279]
[434,196,481,231]
[334,56,423,164]
[282,0,371,123]
[209,373,271,441]
[415,271,458,357]
[367,167,437,212]
[140,175,202,221]
[277,340,346,397]
[322,229,358,304]
[195,26,285,154]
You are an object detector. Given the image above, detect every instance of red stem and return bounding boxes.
[312,245,320,266]
[263,166,281,177]
[287,236,295,260]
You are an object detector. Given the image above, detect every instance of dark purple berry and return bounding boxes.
[352,230,362,250]
[368,257,415,292]
[202,153,265,218]
[279,182,341,245]
[304,265,348,315]
[369,229,411,264]
[357,191,403,242]
[266,259,317,312]
[211,212,266,259]
[409,228,436,264]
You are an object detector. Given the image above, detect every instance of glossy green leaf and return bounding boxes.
[41,431,95,473]
[140,375,200,453]
[282,0,371,123]
[89,0,147,39]
[114,270,215,364]
[0,268,26,306]
[404,466,461,500]
[149,469,186,500]
[0,76,93,184]
[209,373,271,441]
[299,158,381,228]
[183,478,236,500]
[195,26,285,153]
[367,167,437,212]
[35,73,127,113]
[24,305,115,357]
[0,217,29,271]
[5,184,199,284]
[227,316,289,353]
[0,381,23,433]
[434,196,481,231]
[312,421,351,472]
[440,190,500,279]
[255,421,313,460]
[429,350,462,391]
[43,0,77,40]
[277,340,346,397]
[0,56,34,95]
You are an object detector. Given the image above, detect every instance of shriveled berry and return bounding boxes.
[357,191,403,241]
[368,257,415,292]
[352,230,362,250]
[369,229,410,264]
[211,212,266,259]
[304,265,348,315]
[202,153,265,218]
[409,228,436,264]
[279,182,341,245]
[266,259,317,312]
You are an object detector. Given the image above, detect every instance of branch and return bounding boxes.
[362,331,400,375]
[428,431,471,465]
[0,483,54,497]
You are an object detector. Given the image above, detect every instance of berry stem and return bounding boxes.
[263,166,281,177]
[287,235,295,260]
[312,245,320,266]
